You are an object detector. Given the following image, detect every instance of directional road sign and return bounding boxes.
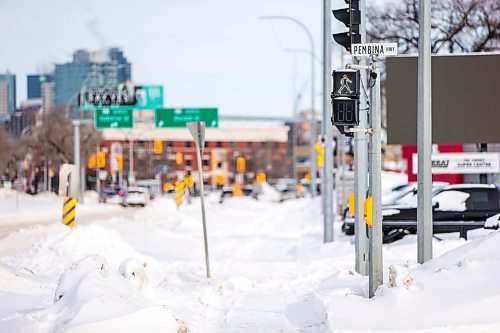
[155,108,218,128]
[351,43,398,57]
[94,108,133,129]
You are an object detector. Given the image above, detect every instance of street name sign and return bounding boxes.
[94,108,133,129]
[155,108,218,128]
[351,43,398,57]
[80,85,164,110]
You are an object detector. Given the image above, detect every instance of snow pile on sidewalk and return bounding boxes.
[0,193,498,332]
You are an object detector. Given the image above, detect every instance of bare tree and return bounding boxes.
[0,126,16,175]
[30,106,102,167]
[367,0,500,54]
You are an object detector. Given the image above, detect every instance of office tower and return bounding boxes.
[27,74,54,100]
[0,72,16,113]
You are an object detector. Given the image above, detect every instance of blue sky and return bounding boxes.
[0,0,353,118]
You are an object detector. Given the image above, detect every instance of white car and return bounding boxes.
[122,187,150,207]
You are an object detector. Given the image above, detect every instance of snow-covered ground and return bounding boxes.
[0,188,498,332]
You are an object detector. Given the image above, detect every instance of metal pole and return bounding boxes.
[195,123,211,278]
[44,155,48,192]
[354,0,369,275]
[129,138,134,186]
[417,0,433,264]
[309,36,317,198]
[258,16,316,197]
[369,60,383,298]
[73,120,82,202]
[323,0,334,242]
[96,145,100,197]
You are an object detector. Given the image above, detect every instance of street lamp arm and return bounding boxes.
[259,15,315,52]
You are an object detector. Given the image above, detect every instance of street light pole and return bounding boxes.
[260,15,317,197]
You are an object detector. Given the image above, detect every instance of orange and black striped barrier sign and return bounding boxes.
[175,181,185,207]
[62,196,77,228]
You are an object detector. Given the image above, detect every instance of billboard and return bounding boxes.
[386,54,500,144]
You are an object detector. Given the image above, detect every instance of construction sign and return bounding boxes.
[175,181,185,207]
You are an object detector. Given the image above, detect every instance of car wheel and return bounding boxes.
[383,229,408,243]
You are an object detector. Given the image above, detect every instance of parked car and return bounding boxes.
[342,182,448,219]
[101,187,124,204]
[122,187,150,207]
[342,184,500,242]
[219,186,257,203]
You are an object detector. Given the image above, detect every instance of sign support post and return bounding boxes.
[187,122,211,279]
[368,59,383,298]
[354,0,369,275]
[417,0,433,264]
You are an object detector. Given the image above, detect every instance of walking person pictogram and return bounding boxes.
[337,74,353,95]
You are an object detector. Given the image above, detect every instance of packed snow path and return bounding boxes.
[0,191,499,332]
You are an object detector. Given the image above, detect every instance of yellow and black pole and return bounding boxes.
[62,196,77,228]
[61,171,77,228]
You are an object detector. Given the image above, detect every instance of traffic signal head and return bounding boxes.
[332,0,361,52]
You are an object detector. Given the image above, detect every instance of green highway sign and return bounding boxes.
[155,108,219,128]
[136,85,164,109]
[94,108,134,129]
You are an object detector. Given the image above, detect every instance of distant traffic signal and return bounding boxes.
[153,139,163,154]
[236,157,246,173]
[332,0,361,52]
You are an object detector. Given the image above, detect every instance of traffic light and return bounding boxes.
[88,153,96,169]
[332,0,361,52]
[97,151,106,168]
[116,155,123,171]
[153,139,163,155]
[331,70,360,136]
[236,157,246,173]
[176,152,183,165]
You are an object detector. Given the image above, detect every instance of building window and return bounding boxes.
[166,141,173,148]
[137,140,145,148]
[248,142,253,149]
[185,141,192,148]
[216,141,222,148]
[185,159,192,167]
[231,141,236,149]
[204,141,209,148]
[274,142,280,149]
[203,159,209,167]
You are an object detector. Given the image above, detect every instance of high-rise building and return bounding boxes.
[0,72,16,113]
[27,74,54,100]
[54,48,132,106]
[0,81,9,117]
[41,82,55,111]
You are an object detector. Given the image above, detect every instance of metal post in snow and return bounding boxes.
[73,119,82,203]
[369,59,383,298]
[323,0,334,242]
[187,122,211,279]
[354,0,369,275]
[417,0,433,264]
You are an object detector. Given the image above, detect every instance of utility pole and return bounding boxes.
[417,0,433,264]
[73,119,82,203]
[354,0,369,275]
[368,58,383,297]
[323,0,334,242]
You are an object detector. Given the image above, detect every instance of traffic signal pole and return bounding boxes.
[354,0,369,275]
[323,0,334,242]
[368,59,383,297]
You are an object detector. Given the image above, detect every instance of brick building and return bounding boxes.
[94,125,290,187]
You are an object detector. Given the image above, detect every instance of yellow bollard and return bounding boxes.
[62,196,77,228]
[175,181,185,207]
